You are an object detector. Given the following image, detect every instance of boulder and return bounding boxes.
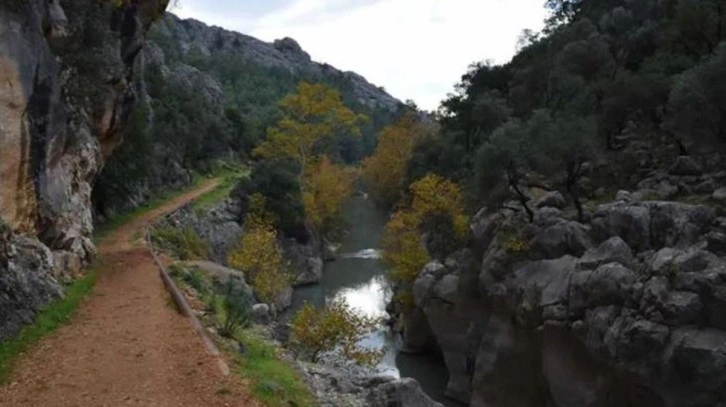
[470,208,508,247]
[670,156,703,176]
[281,238,324,286]
[648,202,715,249]
[294,256,324,286]
[535,191,566,209]
[640,276,669,311]
[166,201,243,264]
[251,303,271,324]
[693,179,716,194]
[706,231,726,255]
[366,378,444,407]
[604,316,670,363]
[661,291,702,325]
[592,202,651,252]
[531,221,591,259]
[673,268,726,294]
[615,190,633,201]
[274,285,293,311]
[578,236,634,270]
[511,256,578,310]
[533,207,564,226]
[713,187,726,203]
[667,328,726,405]
[592,201,715,252]
[184,260,253,299]
[570,263,638,312]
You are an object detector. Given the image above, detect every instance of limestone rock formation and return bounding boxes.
[152,13,401,113]
[398,198,726,406]
[0,0,168,338]
[302,363,443,407]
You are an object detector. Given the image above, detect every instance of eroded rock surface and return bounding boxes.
[397,199,726,406]
[0,0,167,338]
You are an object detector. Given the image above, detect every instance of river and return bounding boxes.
[287,194,461,406]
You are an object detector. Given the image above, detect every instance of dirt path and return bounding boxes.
[0,180,254,407]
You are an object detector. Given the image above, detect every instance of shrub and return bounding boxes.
[151,226,209,260]
[289,299,383,366]
[217,279,252,338]
[228,195,293,304]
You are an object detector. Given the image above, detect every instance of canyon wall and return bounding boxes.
[398,178,726,406]
[0,0,168,339]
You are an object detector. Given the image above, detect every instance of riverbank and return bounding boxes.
[148,192,449,406]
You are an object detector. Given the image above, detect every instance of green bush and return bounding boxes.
[217,279,252,338]
[151,226,208,260]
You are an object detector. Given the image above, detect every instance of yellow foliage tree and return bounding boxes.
[254,82,367,174]
[303,156,355,236]
[290,299,383,366]
[362,113,431,207]
[407,174,469,237]
[382,174,468,307]
[228,194,291,304]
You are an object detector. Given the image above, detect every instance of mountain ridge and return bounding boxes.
[155,12,401,112]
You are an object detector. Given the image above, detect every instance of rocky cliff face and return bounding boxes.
[153,13,400,112]
[396,176,726,406]
[0,0,168,340]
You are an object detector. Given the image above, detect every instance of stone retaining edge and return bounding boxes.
[144,228,231,376]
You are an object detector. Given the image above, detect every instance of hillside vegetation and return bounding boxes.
[93,13,404,220]
[406,0,726,209]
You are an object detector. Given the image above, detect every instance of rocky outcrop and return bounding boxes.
[160,199,322,309]
[302,363,442,407]
[0,222,62,341]
[0,0,167,338]
[398,196,726,406]
[164,200,243,264]
[182,260,253,299]
[153,14,401,112]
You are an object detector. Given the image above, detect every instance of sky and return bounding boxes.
[172,0,548,111]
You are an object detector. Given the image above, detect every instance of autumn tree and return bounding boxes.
[254,82,367,178]
[362,113,432,207]
[228,194,292,304]
[289,298,383,366]
[383,174,468,306]
[303,156,355,237]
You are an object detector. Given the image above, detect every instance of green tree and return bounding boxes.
[533,111,598,222]
[290,299,383,366]
[233,159,306,239]
[475,120,536,221]
[667,43,726,150]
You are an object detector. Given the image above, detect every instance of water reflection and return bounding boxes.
[340,248,383,259]
[287,196,458,405]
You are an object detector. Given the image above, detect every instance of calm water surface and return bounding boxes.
[287,195,461,406]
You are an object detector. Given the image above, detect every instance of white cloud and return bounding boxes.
[175,0,548,111]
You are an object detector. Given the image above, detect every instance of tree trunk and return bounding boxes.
[509,171,533,222]
[566,160,585,223]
